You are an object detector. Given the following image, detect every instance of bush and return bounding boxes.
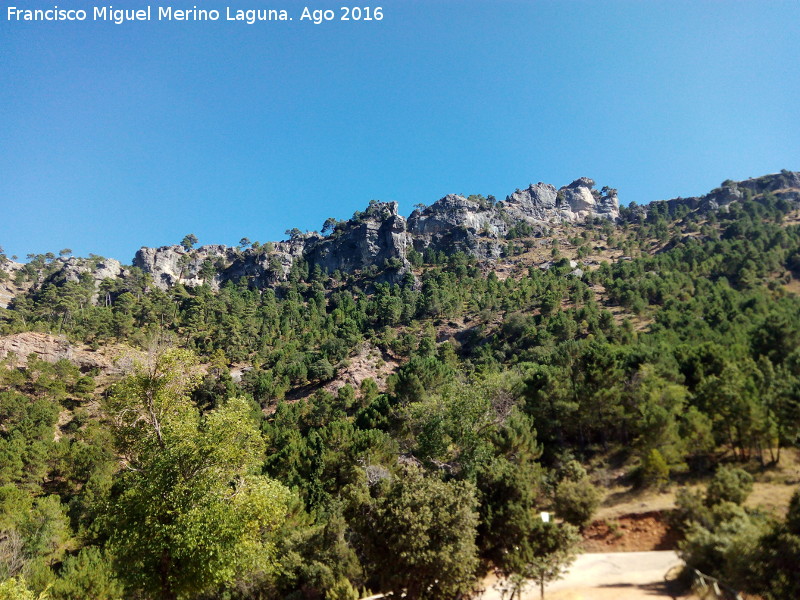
[639,449,670,489]
[553,477,601,530]
[49,547,123,600]
[706,466,753,506]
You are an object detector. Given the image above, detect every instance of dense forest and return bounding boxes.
[2,173,800,600]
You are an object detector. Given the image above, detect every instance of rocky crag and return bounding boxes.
[634,169,800,218]
[133,176,619,290]
[3,171,798,300]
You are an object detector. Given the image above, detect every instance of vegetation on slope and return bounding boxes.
[1,181,800,599]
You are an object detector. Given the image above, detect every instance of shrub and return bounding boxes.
[554,477,601,530]
[639,449,670,489]
[706,466,753,507]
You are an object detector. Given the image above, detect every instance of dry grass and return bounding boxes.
[595,449,800,524]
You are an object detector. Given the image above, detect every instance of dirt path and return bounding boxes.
[481,551,686,600]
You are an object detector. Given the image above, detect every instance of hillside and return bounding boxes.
[2,170,800,600]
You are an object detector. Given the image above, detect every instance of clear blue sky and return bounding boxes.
[1,0,798,263]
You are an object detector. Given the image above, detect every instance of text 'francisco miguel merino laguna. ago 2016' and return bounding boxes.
[6,5,385,24]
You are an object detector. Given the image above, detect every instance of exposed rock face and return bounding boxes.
[13,171,800,302]
[44,257,126,302]
[503,183,559,222]
[0,260,26,309]
[49,257,125,285]
[0,331,125,373]
[1,257,126,307]
[304,201,412,282]
[0,332,74,365]
[133,241,306,291]
[134,245,232,289]
[408,195,504,260]
[6,175,624,299]
[634,170,800,220]
[504,178,619,223]
[224,239,307,288]
[408,177,619,259]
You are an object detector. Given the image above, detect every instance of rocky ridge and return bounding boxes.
[4,171,799,299]
[635,169,800,218]
[134,177,619,290]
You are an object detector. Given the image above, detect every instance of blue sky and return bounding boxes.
[1,0,798,262]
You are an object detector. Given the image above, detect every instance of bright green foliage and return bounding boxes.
[0,577,42,600]
[325,578,359,600]
[639,449,670,490]
[180,234,198,250]
[48,547,122,600]
[748,489,800,600]
[102,348,290,600]
[678,502,770,589]
[477,408,544,568]
[0,487,69,586]
[675,466,769,592]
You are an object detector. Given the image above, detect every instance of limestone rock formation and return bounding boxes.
[9,172,800,303]
[0,259,26,309]
[407,195,504,260]
[408,177,619,259]
[133,241,306,291]
[0,331,125,373]
[634,170,800,219]
[304,201,412,283]
[44,257,126,302]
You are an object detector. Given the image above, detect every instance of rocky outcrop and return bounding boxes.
[44,257,126,302]
[7,175,623,298]
[134,245,235,289]
[408,195,505,260]
[408,177,619,259]
[0,331,126,373]
[133,241,306,291]
[304,201,412,283]
[1,257,125,307]
[48,256,125,285]
[135,202,415,290]
[630,170,800,221]
[503,178,619,223]
[0,260,26,309]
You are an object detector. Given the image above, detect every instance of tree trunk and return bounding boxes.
[159,548,177,600]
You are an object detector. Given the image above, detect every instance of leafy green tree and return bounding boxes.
[749,489,800,600]
[49,547,123,600]
[504,520,580,600]
[356,467,479,599]
[102,348,290,600]
[0,576,46,600]
[639,448,670,490]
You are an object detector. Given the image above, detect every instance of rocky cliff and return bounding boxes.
[407,177,618,259]
[131,177,619,289]
[133,239,306,291]
[304,201,412,283]
[9,171,799,300]
[633,170,800,219]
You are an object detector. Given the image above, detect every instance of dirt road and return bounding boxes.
[481,551,684,600]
